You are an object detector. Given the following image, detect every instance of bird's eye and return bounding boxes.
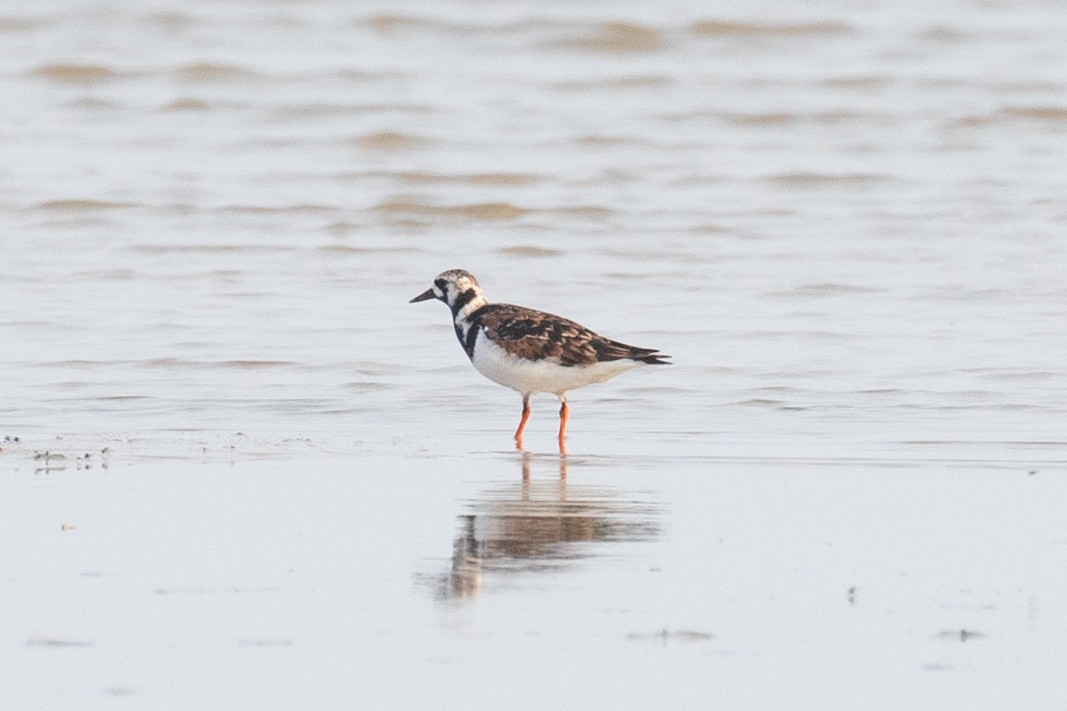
[434,279,447,292]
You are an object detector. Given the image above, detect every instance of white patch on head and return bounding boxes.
[434,270,479,308]
[471,330,643,396]
[452,274,474,292]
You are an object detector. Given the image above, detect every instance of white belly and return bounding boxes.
[470,330,642,396]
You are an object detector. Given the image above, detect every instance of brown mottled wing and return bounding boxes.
[473,303,666,366]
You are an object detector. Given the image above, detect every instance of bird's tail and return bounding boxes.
[636,351,671,365]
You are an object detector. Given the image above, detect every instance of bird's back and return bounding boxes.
[470,303,668,367]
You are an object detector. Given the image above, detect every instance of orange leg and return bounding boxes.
[514,395,531,449]
[557,398,569,453]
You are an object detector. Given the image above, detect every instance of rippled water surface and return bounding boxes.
[3,1,1067,708]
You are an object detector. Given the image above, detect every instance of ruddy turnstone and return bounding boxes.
[410,269,670,451]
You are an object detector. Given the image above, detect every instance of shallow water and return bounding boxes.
[3,0,1067,708]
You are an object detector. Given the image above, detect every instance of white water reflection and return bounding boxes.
[433,453,662,601]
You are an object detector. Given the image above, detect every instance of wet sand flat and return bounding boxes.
[3,440,1066,709]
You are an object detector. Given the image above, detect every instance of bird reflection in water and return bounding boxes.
[435,452,661,600]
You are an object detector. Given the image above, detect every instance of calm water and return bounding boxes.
[2,1,1067,708]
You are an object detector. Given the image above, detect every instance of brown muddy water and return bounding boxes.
[2,1,1067,709]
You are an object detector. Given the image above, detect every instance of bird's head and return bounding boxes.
[410,269,485,313]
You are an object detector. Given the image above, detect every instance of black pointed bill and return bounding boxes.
[409,288,437,303]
